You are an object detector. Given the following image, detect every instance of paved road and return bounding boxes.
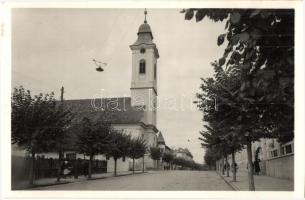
[36,170,233,191]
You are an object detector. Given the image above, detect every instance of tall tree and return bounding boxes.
[128,136,147,174]
[184,9,294,190]
[162,152,174,169]
[204,147,220,170]
[11,86,63,185]
[107,131,131,176]
[76,117,113,179]
[149,147,162,169]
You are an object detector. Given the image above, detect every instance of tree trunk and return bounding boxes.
[132,158,135,174]
[88,155,92,179]
[114,158,117,176]
[56,151,63,182]
[246,140,255,191]
[225,155,230,177]
[232,150,236,182]
[142,156,145,172]
[222,157,225,175]
[29,152,35,186]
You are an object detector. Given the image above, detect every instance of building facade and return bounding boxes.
[217,139,294,180]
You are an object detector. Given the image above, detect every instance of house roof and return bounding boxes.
[175,147,193,159]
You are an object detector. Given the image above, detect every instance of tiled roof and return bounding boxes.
[63,97,145,124]
[62,97,145,151]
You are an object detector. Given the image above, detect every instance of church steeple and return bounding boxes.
[129,9,159,126]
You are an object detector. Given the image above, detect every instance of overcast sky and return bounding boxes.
[12,8,226,163]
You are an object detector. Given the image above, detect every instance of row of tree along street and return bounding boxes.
[11,86,202,186]
[150,147,203,170]
[182,9,294,190]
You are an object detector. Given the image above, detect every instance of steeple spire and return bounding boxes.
[144,8,147,24]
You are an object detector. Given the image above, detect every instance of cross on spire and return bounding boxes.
[144,8,147,23]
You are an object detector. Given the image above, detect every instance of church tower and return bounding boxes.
[130,9,159,126]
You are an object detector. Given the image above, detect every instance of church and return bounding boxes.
[59,11,161,172]
[12,10,162,174]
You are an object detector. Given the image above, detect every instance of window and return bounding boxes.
[271,149,278,158]
[140,48,146,54]
[139,60,146,74]
[154,64,157,79]
[280,146,285,155]
[285,144,293,154]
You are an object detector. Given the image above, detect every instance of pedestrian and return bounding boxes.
[224,161,230,177]
[254,158,261,175]
[62,160,71,179]
[231,162,238,173]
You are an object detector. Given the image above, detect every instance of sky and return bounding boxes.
[12,8,226,163]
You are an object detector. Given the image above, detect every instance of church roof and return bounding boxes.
[132,23,154,46]
[137,23,153,38]
[63,97,145,125]
[131,22,160,58]
[61,97,147,151]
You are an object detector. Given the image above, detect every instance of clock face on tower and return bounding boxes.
[140,48,146,54]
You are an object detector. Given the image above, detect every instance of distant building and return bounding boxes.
[174,147,194,161]
[217,139,294,180]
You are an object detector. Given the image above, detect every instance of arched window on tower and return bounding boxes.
[139,59,146,74]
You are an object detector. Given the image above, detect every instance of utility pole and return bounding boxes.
[57,86,64,182]
[60,86,64,103]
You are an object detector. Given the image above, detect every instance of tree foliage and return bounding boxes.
[128,136,147,173]
[11,86,73,184]
[183,8,294,190]
[149,146,162,161]
[12,87,57,153]
[106,130,131,176]
[204,147,220,169]
[76,117,113,157]
[184,9,294,142]
[128,136,147,160]
[162,151,174,164]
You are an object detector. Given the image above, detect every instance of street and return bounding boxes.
[35,170,233,191]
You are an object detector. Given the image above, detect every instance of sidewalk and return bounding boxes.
[13,171,147,190]
[218,170,294,191]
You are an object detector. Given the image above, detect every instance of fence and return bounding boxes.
[12,155,107,186]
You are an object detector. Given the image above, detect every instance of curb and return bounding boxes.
[216,171,240,191]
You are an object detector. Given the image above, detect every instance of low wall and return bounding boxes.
[217,154,293,180]
[11,155,107,189]
[266,154,294,180]
[107,157,129,173]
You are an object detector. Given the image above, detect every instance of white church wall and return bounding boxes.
[107,157,129,173]
[144,128,157,147]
